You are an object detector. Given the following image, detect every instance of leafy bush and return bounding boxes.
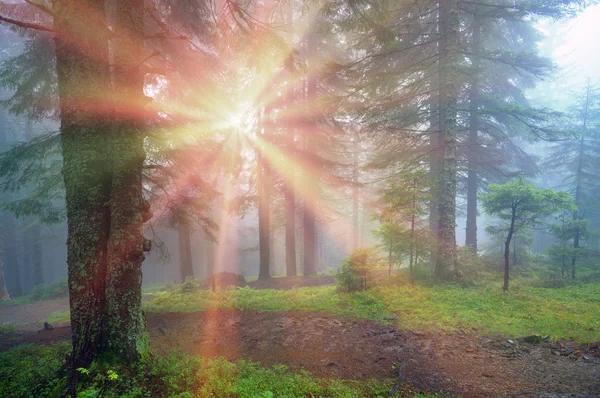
[0,342,70,397]
[30,277,69,301]
[0,344,413,397]
[456,246,485,285]
[336,248,383,292]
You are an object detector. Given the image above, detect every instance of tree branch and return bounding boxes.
[0,13,53,32]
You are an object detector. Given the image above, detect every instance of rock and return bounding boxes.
[43,322,54,331]
[507,339,515,344]
[552,350,561,356]
[523,334,542,344]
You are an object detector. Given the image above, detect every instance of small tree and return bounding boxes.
[336,248,382,292]
[481,178,572,291]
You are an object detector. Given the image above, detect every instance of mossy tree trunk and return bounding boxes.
[104,0,150,363]
[258,107,271,280]
[178,223,194,281]
[284,2,297,278]
[303,32,318,277]
[465,14,483,255]
[434,0,459,280]
[54,0,114,371]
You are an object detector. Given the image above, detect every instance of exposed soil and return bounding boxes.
[0,298,69,331]
[1,307,599,398]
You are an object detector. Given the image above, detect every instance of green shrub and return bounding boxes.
[0,344,418,397]
[30,277,69,301]
[0,342,70,397]
[336,248,383,292]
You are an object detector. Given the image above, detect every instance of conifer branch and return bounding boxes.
[0,13,53,32]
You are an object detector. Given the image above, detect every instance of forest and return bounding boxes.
[0,0,599,397]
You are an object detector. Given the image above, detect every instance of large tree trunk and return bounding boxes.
[428,78,440,272]
[434,0,459,279]
[178,223,194,281]
[0,258,9,301]
[303,32,318,277]
[0,111,21,297]
[22,225,32,294]
[54,0,114,371]
[257,110,271,280]
[571,81,590,279]
[32,222,43,288]
[104,0,150,363]
[284,0,297,278]
[410,179,416,285]
[352,131,359,250]
[465,14,483,254]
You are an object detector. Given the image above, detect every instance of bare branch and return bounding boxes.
[0,13,53,32]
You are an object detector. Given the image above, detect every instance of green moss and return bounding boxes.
[144,281,600,343]
[43,310,71,325]
[0,343,440,397]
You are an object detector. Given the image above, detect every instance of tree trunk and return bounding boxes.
[503,206,517,292]
[571,81,590,280]
[410,179,416,285]
[32,222,43,288]
[24,119,43,289]
[352,131,359,250]
[104,0,149,363]
[303,32,318,277]
[257,109,271,280]
[0,110,21,297]
[284,0,297,278]
[435,0,459,279]
[284,160,297,275]
[22,224,32,294]
[465,13,483,254]
[0,258,9,300]
[178,223,194,281]
[54,0,114,371]
[388,235,393,276]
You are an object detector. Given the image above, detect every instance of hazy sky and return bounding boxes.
[534,4,600,107]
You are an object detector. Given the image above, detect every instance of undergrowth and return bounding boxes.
[0,343,437,397]
[144,281,600,343]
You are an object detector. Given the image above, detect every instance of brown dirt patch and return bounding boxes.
[1,309,599,398]
[0,298,69,331]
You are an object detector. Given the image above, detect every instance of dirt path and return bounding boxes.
[0,298,69,331]
[1,309,598,397]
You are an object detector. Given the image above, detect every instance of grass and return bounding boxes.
[42,310,71,325]
[0,343,440,398]
[0,322,16,335]
[144,280,600,343]
[144,285,396,324]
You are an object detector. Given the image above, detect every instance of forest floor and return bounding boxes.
[0,277,599,397]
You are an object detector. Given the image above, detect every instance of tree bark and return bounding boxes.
[465,13,483,254]
[54,0,114,371]
[352,131,359,250]
[410,179,416,285]
[32,222,43,288]
[284,0,297,277]
[504,205,517,292]
[435,0,459,279]
[104,0,149,363]
[303,32,318,277]
[257,107,271,280]
[178,223,194,281]
[571,81,590,279]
